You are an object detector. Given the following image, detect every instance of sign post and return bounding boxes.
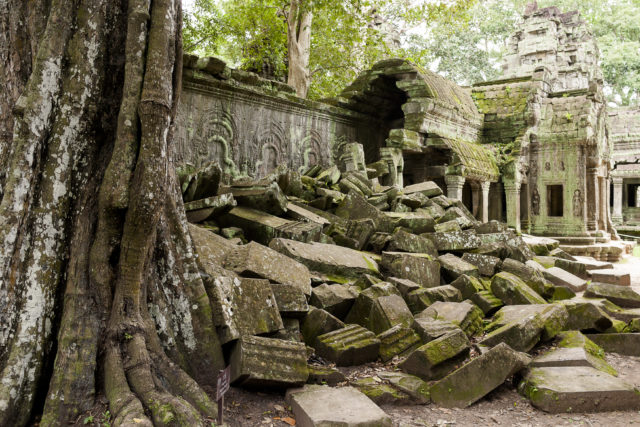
[216,366,231,425]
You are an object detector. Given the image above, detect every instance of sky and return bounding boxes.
[183,0,195,11]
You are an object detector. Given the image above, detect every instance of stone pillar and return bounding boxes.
[598,177,607,231]
[504,181,521,233]
[586,168,598,231]
[612,177,623,223]
[470,182,481,218]
[445,175,465,201]
[479,181,491,223]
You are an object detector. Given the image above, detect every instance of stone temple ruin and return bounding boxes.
[174,3,640,424]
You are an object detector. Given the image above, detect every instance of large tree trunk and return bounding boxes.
[287,0,313,98]
[0,0,224,425]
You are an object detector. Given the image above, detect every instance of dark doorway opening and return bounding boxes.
[629,184,639,208]
[547,185,563,217]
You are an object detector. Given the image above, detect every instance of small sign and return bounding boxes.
[216,366,231,425]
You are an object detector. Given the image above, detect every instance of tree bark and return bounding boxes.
[0,0,224,425]
[287,0,313,98]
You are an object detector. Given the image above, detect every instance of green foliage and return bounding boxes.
[83,415,94,425]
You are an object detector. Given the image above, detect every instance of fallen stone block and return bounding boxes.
[585,333,640,356]
[387,229,438,257]
[388,277,421,296]
[532,331,616,376]
[420,301,484,338]
[470,290,504,316]
[490,272,546,305]
[403,181,443,197]
[377,325,422,362]
[353,273,382,290]
[381,251,440,287]
[503,234,536,262]
[542,267,587,292]
[412,316,461,343]
[421,230,481,251]
[277,318,302,342]
[560,299,615,332]
[519,366,640,413]
[383,212,436,234]
[584,283,640,308]
[405,286,461,313]
[230,179,288,215]
[589,269,631,287]
[431,343,531,408]
[335,190,382,225]
[270,238,380,279]
[345,282,401,329]
[377,371,431,404]
[461,253,501,277]
[500,258,554,298]
[434,220,462,233]
[449,274,484,299]
[286,385,392,427]
[314,324,381,366]
[479,310,545,352]
[210,277,283,344]
[306,365,346,386]
[270,284,309,318]
[225,241,312,296]
[230,335,308,387]
[474,220,508,234]
[438,253,479,281]
[351,377,415,405]
[301,307,345,347]
[181,161,222,202]
[487,304,568,341]
[370,294,414,334]
[286,202,331,226]
[523,234,559,256]
[309,283,358,319]
[189,223,239,277]
[399,330,470,381]
[184,193,236,223]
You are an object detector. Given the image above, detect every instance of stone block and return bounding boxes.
[585,333,640,356]
[377,325,422,362]
[388,277,421,296]
[490,271,547,305]
[399,330,470,380]
[306,365,346,386]
[438,253,480,281]
[383,212,436,234]
[589,269,631,287]
[351,377,414,405]
[184,193,236,223]
[301,307,345,347]
[225,241,312,296]
[434,220,462,233]
[381,251,441,288]
[431,343,531,408]
[449,274,485,299]
[181,161,222,202]
[315,324,381,366]
[419,301,484,338]
[543,266,587,292]
[479,310,545,352]
[403,181,443,197]
[412,316,461,343]
[487,304,568,341]
[387,229,438,257]
[585,283,640,308]
[189,223,239,277]
[286,385,392,427]
[405,286,462,313]
[310,283,358,319]
[461,253,501,276]
[560,299,614,332]
[230,179,288,215]
[230,336,308,387]
[370,295,414,334]
[422,230,481,251]
[377,371,431,404]
[500,258,554,298]
[345,282,401,330]
[223,207,322,245]
[270,284,309,318]
[470,290,504,316]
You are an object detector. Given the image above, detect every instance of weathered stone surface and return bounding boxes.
[523,235,559,256]
[377,371,431,403]
[500,258,554,298]
[383,212,436,234]
[412,316,461,343]
[461,252,501,276]
[190,223,239,277]
[377,325,422,362]
[286,385,392,427]
[315,324,381,366]
[585,333,640,356]
[223,207,322,245]
[181,161,222,202]
[306,365,347,386]
[388,277,421,296]
[370,294,414,334]
[286,202,332,226]
[225,241,313,296]
[585,283,640,308]
[301,307,345,347]
[543,267,587,292]
[422,230,481,251]
[210,277,283,343]
[560,299,614,332]
[185,193,237,223]
[381,251,440,287]
[480,310,545,352]
[431,343,531,408]
[490,272,546,305]
[449,274,485,299]
[474,220,508,234]
[310,283,358,319]
[532,331,616,376]
[405,286,462,313]
[270,238,380,279]
[420,301,484,337]
[352,377,415,405]
[434,219,462,233]
[487,304,568,341]
[403,181,443,197]
[438,253,479,281]
[590,269,631,287]
[230,336,308,387]
[270,284,309,318]
[335,190,383,226]
[278,317,302,342]
[230,179,289,215]
[345,282,401,329]
[387,229,438,257]
[519,366,640,413]
[470,290,504,315]
[399,330,470,380]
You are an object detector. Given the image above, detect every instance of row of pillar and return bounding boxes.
[444,175,491,223]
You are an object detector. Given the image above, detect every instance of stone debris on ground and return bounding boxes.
[180,160,640,422]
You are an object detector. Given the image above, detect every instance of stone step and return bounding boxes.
[589,269,631,287]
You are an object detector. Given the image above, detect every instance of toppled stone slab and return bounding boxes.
[422,231,481,251]
[470,290,504,316]
[270,238,379,279]
[310,283,358,319]
[387,229,438,257]
[181,161,221,203]
[585,333,640,356]
[461,253,501,277]
[449,274,484,299]
[377,325,422,362]
[184,193,237,223]
[523,235,559,256]
[490,272,546,305]
[590,269,631,287]
[420,301,484,338]
[560,299,614,332]
[225,241,312,296]
[189,223,239,277]
[381,252,440,287]
[412,316,461,343]
[286,385,392,427]
[230,335,308,387]
[335,191,384,226]
[223,207,322,245]
[584,283,640,308]
[306,365,346,386]
[345,282,401,329]
[377,371,431,404]
[351,377,415,405]
[399,329,470,380]
[389,277,421,296]
[431,343,531,408]
[211,277,283,343]
[438,253,479,280]
[403,181,443,197]
[230,180,288,215]
[519,366,640,413]
[370,295,414,334]
[487,304,568,341]
[543,267,587,292]
[301,307,345,347]
[315,324,381,366]
[383,212,436,234]
[286,202,331,226]
[270,284,309,318]
[405,285,461,313]
[500,258,554,298]
[480,310,545,352]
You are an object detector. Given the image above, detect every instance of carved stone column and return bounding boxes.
[480,181,491,223]
[598,177,607,231]
[586,168,598,231]
[445,175,465,201]
[612,177,623,223]
[504,181,521,232]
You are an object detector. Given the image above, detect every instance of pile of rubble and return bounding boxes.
[179,151,640,425]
